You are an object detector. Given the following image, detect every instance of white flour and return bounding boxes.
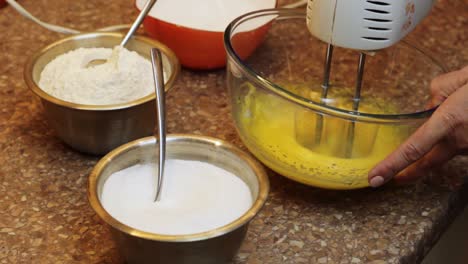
[39,46,159,105]
[101,160,253,235]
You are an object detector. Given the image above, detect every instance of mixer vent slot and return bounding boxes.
[362,37,389,41]
[365,8,390,14]
[364,18,392,22]
[367,27,391,31]
[366,0,390,6]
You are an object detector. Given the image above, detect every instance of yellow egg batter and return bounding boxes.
[234,83,412,189]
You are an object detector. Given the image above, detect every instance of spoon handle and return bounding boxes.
[150,48,166,202]
[121,0,157,47]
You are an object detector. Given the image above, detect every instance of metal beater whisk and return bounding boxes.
[315,44,366,158]
[306,0,436,158]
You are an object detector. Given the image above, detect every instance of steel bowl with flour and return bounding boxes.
[24,32,179,155]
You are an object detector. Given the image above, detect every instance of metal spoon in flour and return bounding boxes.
[150,48,166,202]
[86,0,157,67]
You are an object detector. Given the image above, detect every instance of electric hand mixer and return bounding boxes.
[305,0,436,158]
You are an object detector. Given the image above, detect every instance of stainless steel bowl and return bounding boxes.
[24,32,180,155]
[88,134,269,264]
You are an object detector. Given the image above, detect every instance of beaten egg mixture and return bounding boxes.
[234,83,411,189]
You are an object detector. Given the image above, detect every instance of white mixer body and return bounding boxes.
[306,0,436,50]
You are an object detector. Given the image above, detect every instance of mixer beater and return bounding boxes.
[306,0,435,158]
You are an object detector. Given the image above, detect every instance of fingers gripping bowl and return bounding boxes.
[224,9,446,189]
[24,32,179,155]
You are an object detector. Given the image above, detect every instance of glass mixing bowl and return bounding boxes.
[224,9,445,189]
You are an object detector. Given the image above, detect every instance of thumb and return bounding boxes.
[430,66,468,107]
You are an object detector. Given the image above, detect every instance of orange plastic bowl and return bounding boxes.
[137,1,277,70]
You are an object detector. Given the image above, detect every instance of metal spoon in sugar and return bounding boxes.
[150,48,166,202]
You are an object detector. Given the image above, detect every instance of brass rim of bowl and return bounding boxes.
[88,134,270,242]
[224,8,447,124]
[24,32,180,111]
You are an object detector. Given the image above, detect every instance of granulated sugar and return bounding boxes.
[101,160,253,235]
[39,46,159,105]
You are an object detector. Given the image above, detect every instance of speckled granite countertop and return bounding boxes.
[1,0,467,263]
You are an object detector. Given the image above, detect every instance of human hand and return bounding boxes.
[368,66,468,187]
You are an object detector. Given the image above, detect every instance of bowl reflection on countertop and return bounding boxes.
[224,9,446,190]
[24,32,179,155]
